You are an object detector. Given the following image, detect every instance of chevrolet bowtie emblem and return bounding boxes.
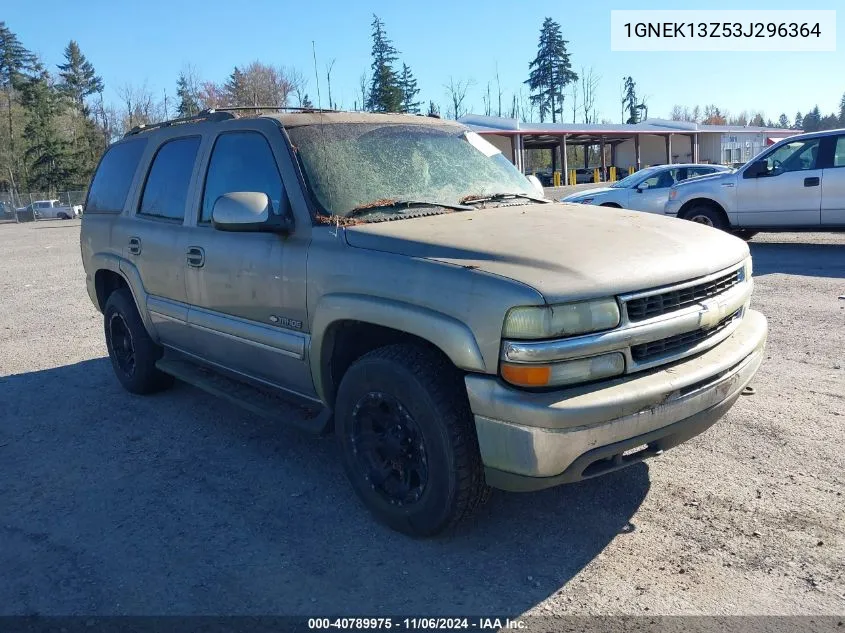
[698,298,723,330]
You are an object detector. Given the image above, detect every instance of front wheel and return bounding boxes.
[335,344,489,537]
[682,204,728,231]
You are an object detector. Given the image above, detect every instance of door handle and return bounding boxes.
[128,236,142,255]
[804,177,820,187]
[186,246,205,268]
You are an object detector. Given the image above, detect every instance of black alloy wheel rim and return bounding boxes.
[350,392,428,506]
[109,313,136,376]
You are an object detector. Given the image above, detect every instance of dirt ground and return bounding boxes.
[0,220,843,616]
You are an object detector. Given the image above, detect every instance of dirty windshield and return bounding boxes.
[287,122,535,218]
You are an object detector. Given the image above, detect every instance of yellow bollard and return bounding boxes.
[629,165,635,175]
[593,168,600,183]
[569,169,576,185]
[609,166,617,182]
[553,171,561,187]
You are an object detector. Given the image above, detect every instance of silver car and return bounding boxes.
[562,164,731,214]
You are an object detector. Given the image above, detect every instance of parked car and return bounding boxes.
[81,110,767,536]
[29,199,82,219]
[665,129,845,234]
[562,164,732,214]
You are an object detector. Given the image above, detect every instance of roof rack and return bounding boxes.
[122,106,342,138]
[203,106,340,114]
[123,110,236,137]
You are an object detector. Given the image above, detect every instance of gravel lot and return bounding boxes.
[0,219,843,616]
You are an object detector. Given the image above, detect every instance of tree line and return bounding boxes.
[668,101,845,132]
[2,16,844,198]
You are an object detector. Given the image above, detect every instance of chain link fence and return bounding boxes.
[0,191,87,222]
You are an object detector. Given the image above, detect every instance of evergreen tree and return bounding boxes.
[0,22,38,188]
[301,94,314,109]
[622,76,639,123]
[839,92,845,126]
[794,112,803,129]
[777,113,789,128]
[57,40,103,114]
[399,63,421,114]
[21,69,79,191]
[366,15,403,112]
[525,18,576,122]
[426,101,440,118]
[749,113,765,127]
[224,67,247,106]
[820,113,839,131]
[803,106,821,132]
[176,71,199,117]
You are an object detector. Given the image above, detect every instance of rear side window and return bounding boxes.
[85,139,147,213]
[139,136,201,221]
[833,137,845,168]
[201,131,288,223]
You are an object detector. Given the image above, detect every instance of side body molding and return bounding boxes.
[309,293,487,403]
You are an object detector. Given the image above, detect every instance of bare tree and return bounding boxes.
[495,63,503,117]
[197,81,226,109]
[482,82,492,116]
[116,82,160,133]
[287,67,308,107]
[444,77,473,119]
[325,59,336,110]
[569,81,579,124]
[358,73,368,111]
[580,67,600,124]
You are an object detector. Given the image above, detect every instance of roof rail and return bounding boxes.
[123,110,236,137]
[203,106,340,114]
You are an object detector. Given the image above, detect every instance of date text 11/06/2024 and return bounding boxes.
[308,618,526,630]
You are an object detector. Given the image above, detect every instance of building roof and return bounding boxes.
[458,114,798,137]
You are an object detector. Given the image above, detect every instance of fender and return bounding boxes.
[309,293,487,404]
[88,252,158,340]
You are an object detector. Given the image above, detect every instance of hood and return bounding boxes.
[343,203,749,303]
[561,187,616,201]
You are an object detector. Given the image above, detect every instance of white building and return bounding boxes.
[459,114,798,179]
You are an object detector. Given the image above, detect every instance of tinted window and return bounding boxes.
[139,137,201,221]
[201,132,287,223]
[833,137,845,168]
[641,168,678,189]
[86,139,147,213]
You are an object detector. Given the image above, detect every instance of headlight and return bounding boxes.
[578,197,594,204]
[501,352,625,388]
[503,298,620,340]
[745,257,753,279]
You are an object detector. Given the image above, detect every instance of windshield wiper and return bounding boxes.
[347,199,472,218]
[460,192,548,205]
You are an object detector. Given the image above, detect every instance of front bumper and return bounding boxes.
[664,199,682,216]
[466,309,767,491]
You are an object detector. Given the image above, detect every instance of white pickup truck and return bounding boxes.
[665,128,845,234]
[28,199,83,220]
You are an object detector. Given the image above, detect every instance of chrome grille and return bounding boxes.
[626,269,742,322]
[631,309,742,362]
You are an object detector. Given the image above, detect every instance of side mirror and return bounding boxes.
[635,182,649,193]
[743,160,769,179]
[526,175,545,197]
[211,192,293,234]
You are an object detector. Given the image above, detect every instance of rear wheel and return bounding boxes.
[682,204,728,231]
[335,344,489,537]
[104,288,173,394]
